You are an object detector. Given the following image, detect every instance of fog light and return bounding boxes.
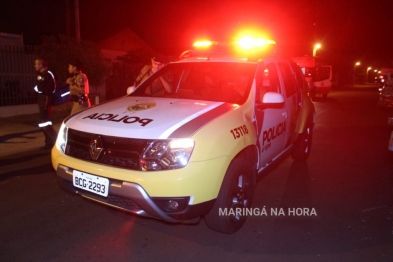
[152,197,190,212]
[167,200,179,211]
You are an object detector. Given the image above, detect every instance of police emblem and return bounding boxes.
[127,102,156,112]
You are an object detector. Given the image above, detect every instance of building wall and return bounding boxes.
[0,32,24,45]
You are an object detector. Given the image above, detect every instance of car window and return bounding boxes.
[131,62,257,104]
[290,61,305,91]
[315,66,331,81]
[277,62,297,97]
[257,62,281,100]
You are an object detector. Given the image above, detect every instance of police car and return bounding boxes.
[51,36,315,234]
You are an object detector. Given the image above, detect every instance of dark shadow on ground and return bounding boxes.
[0,150,50,166]
[0,129,40,144]
[0,163,53,182]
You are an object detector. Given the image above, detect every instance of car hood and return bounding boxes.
[64,96,236,139]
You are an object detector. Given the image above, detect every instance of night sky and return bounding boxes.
[1,0,393,69]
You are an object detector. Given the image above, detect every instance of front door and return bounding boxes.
[254,61,288,170]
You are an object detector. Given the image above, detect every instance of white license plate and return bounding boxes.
[73,170,109,197]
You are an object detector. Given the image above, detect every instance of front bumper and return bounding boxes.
[56,164,215,222]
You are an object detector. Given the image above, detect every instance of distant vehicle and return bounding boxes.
[377,68,393,86]
[292,56,332,98]
[378,84,393,108]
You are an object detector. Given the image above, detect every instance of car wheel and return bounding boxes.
[291,117,313,161]
[204,156,254,234]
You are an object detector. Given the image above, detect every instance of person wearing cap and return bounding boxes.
[131,57,172,96]
[135,58,162,85]
[66,60,91,115]
[34,58,57,150]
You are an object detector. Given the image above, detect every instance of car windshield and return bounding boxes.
[130,62,257,104]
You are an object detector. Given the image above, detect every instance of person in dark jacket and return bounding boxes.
[34,58,57,150]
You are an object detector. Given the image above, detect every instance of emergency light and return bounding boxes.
[192,40,216,48]
[237,36,276,50]
[192,37,275,51]
[180,32,277,61]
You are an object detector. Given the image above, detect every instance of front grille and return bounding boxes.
[66,129,148,170]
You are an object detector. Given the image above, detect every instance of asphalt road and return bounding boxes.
[1,86,393,261]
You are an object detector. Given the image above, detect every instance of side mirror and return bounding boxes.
[262,92,284,104]
[256,92,285,109]
[127,86,136,95]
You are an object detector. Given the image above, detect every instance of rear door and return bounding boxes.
[254,60,287,169]
[277,59,301,147]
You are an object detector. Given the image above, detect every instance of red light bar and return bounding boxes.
[193,40,217,48]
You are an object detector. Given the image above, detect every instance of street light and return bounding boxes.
[366,67,372,83]
[353,62,360,85]
[313,43,321,57]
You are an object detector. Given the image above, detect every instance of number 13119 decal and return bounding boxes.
[230,125,249,139]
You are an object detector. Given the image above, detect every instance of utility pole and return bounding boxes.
[65,0,71,37]
[75,0,81,43]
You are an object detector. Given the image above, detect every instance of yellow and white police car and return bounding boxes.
[52,36,315,234]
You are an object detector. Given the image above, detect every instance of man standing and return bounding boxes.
[130,57,172,96]
[66,60,91,115]
[34,58,57,150]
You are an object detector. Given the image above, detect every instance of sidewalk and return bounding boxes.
[0,102,72,158]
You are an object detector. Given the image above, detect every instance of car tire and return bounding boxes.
[204,156,255,234]
[291,117,313,161]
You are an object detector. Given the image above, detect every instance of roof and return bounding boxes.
[0,32,24,45]
[97,28,153,52]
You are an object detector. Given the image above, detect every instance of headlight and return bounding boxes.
[141,139,195,171]
[55,122,68,153]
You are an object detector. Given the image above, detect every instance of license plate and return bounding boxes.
[73,170,109,197]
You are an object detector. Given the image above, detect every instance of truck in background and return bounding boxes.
[292,56,332,98]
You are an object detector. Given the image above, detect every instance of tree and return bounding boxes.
[35,35,111,86]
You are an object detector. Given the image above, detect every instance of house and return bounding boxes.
[98,27,154,61]
[97,28,156,100]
